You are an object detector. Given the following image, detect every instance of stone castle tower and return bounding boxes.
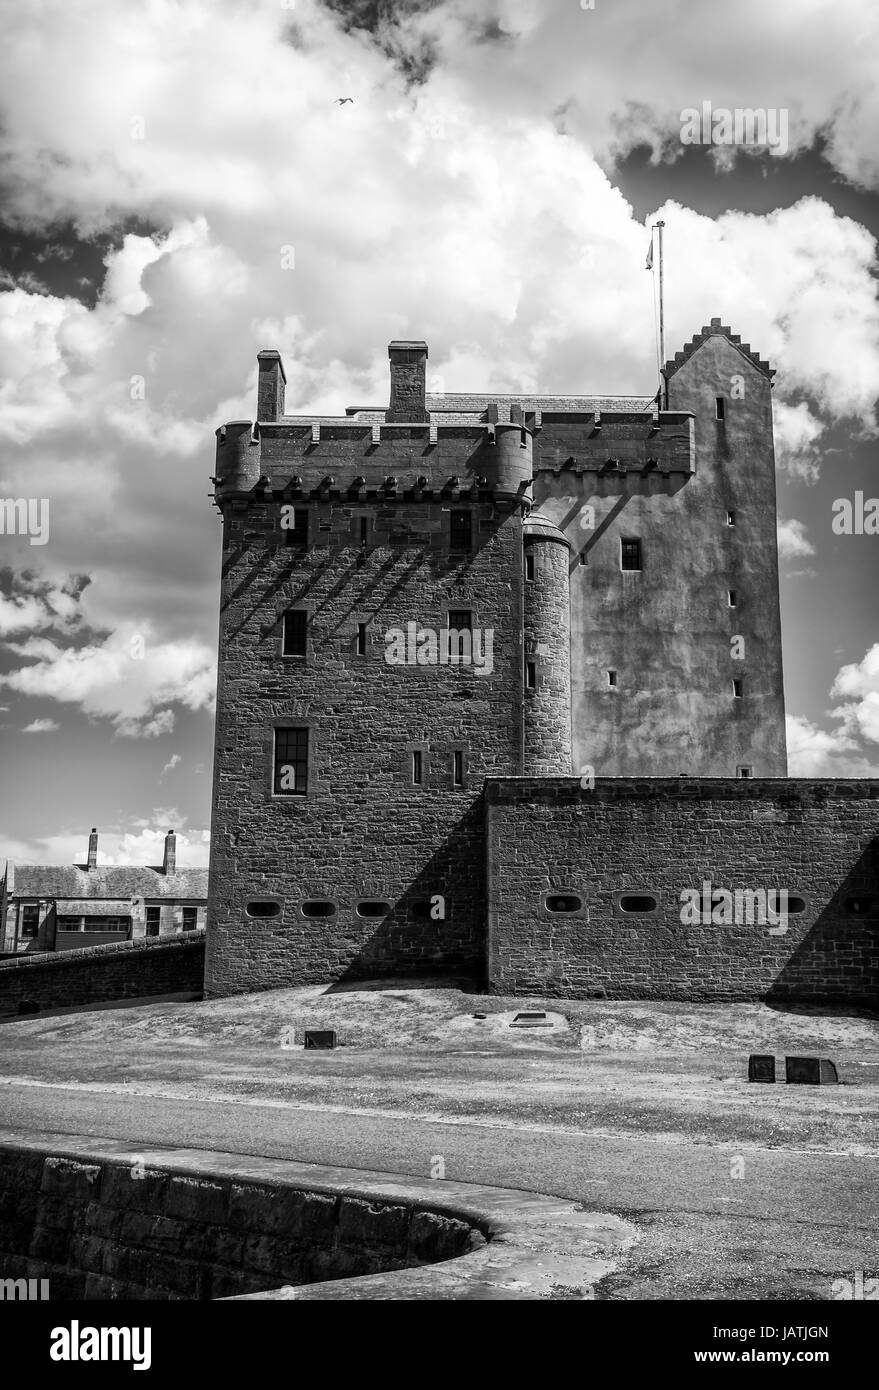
[204,321,787,997]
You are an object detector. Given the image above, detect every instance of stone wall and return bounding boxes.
[206,425,531,996]
[0,934,205,1014]
[0,1145,482,1299]
[486,778,879,1002]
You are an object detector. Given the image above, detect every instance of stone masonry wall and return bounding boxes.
[0,1146,481,1299]
[0,935,205,1014]
[522,532,572,775]
[206,427,530,996]
[486,779,879,1002]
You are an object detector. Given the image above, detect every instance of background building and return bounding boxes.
[1,829,207,955]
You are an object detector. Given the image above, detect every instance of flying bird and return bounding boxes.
[335,97,354,105]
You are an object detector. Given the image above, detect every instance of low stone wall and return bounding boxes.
[0,1142,483,1300]
[486,778,879,1002]
[0,934,205,1014]
[0,1134,637,1300]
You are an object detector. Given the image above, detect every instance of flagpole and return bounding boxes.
[656,219,665,406]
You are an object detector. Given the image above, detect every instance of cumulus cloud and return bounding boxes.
[773,400,826,484]
[1,817,210,869]
[0,0,876,835]
[776,519,815,560]
[785,714,863,776]
[0,622,216,737]
[787,644,879,775]
[160,752,182,778]
[0,572,90,636]
[830,644,879,745]
[21,717,59,732]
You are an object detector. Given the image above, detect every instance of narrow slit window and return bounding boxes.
[412,750,422,785]
[450,510,472,552]
[728,590,737,607]
[727,510,736,527]
[284,507,309,547]
[356,621,368,656]
[359,516,368,548]
[607,669,617,688]
[733,678,743,698]
[578,552,587,566]
[453,750,464,786]
[526,660,536,689]
[715,396,726,421]
[620,538,642,571]
[282,610,307,658]
[525,553,535,581]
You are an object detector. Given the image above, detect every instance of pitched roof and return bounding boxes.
[664,317,775,381]
[4,863,208,900]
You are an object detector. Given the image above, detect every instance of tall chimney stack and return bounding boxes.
[87,828,98,871]
[387,341,429,423]
[163,829,177,876]
[257,350,286,422]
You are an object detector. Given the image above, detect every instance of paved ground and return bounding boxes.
[2,982,877,1299]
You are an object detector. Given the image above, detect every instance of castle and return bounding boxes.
[204,322,878,1004]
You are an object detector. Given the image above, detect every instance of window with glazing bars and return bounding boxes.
[274,727,309,795]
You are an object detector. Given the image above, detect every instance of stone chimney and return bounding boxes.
[257,350,286,422]
[87,828,98,871]
[163,830,177,876]
[387,341,429,423]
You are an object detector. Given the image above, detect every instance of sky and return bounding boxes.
[0,0,877,869]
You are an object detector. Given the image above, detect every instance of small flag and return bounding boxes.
[645,236,653,271]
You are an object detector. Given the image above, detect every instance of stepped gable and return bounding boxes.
[664,317,775,382]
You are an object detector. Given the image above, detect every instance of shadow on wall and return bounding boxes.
[328,801,488,987]
[766,841,879,1008]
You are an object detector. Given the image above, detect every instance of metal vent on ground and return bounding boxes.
[510,1011,550,1029]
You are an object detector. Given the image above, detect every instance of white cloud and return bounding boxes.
[830,644,879,745]
[0,0,876,810]
[777,519,815,560]
[787,644,879,774]
[0,622,215,737]
[0,818,210,869]
[773,400,825,484]
[21,717,59,732]
[785,714,863,776]
[160,752,182,777]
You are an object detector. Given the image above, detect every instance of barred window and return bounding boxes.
[621,538,642,571]
[448,609,472,632]
[274,727,309,795]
